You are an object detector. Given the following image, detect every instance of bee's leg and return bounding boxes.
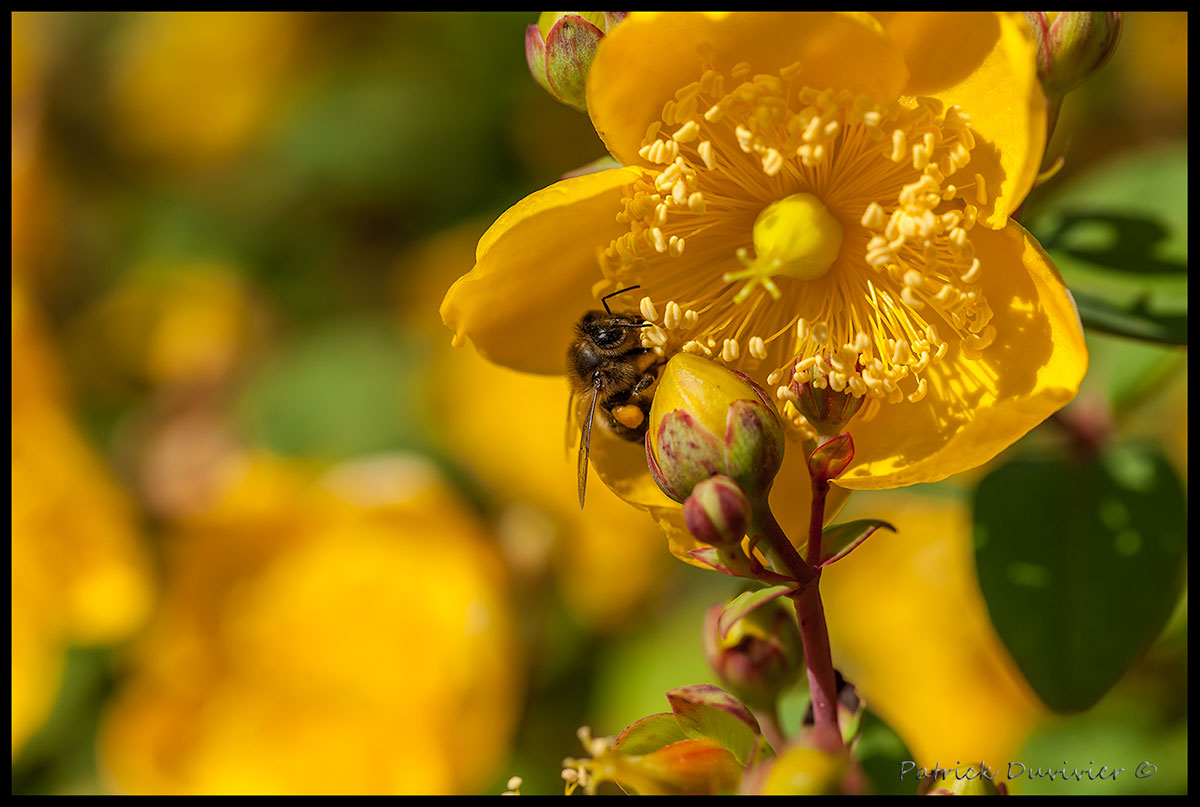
[632,372,657,395]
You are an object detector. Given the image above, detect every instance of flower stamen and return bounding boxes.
[603,61,994,411]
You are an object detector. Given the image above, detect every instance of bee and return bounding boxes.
[567,285,664,508]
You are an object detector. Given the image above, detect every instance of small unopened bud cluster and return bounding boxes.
[781,359,865,447]
[703,597,803,710]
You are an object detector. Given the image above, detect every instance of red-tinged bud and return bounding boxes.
[808,432,854,484]
[787,359,865,447]
[1027,12,1122,98]
[684,475,750,549]
[702,597,803,711]
[648,353,785,503]
[525,12,626,112]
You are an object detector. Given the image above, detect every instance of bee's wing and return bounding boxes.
[577,377,602,508]
[565,385,580,458]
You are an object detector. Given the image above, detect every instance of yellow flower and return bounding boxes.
[821,492,1046,772]
[99,454,522,794]
[442,12,1086,506]
[74,262,260,389]
[12,282,154,757]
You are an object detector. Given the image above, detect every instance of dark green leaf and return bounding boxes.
[972,444,1186,711]
[1025,144,1188,345]
[855,709,916,796]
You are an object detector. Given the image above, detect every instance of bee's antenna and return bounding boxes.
[601,285,641,315]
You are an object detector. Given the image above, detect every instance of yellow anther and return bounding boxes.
[650,227,667,253]
[697,140,716,170]
[974,173,988,206]
[664,301,681,330]
[748,335,767,360]
[762,148,784,176]
[672,180,688,204]
[861,202,886,230]
[639,297,658,322]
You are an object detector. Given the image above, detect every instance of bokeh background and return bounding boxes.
[11,12,1187,795]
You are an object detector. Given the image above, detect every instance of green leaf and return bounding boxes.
[717,585,797,638]
[854,710,916,796]
[972,443,1187,711]
[1025,144,1188,345]
[666,684,764,766]
[814,519,896,568]
[613,713,689,756]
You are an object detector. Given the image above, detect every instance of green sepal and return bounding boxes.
[666,684,770,766]
[613,712,689,756]
[717,584,799,639]
[799,519,896,568]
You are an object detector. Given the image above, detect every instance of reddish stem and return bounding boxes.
[806,476,829,568]
[752,504,841,747]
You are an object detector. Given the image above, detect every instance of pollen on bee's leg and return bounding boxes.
[612,404,645,430]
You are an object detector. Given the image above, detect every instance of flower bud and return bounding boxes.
[525,12,626,112]
[703,597,803,710]
[647,353,785,502]
[788,360,864,446]
[684,475,751,549]
[1027,12,1122,98]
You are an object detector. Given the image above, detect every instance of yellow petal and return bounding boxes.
[841,221,1086,490]
[440,167,644,375]
[823,494,1045,766]
[876,12,1046,226]
[588,12,909,167]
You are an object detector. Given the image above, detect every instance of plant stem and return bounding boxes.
[807,476,829,568]
[753,702,787,754]
[752,504,841,747]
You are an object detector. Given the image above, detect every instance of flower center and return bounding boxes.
[725,193,843,303]
[599,60,996,422]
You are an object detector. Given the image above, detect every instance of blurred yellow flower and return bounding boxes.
[443,12,1086,508]
[99,453,522,794]
[12,282,154,757]
[107,12,304,169]
[74,263,261,389]
[821,492,1045,770]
